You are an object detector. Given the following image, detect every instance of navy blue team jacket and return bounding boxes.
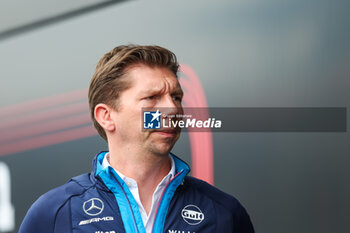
[19,152,255,233]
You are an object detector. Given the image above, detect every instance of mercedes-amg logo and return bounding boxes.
[83,198,104,216]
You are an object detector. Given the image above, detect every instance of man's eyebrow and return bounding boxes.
[139,89,162,96]
[171,88,184,96]
[140,86,183,96]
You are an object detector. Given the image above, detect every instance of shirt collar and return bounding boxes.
[101,153,175,188]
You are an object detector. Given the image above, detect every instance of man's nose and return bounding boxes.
[159,96,182,116]
[162,96,177,108]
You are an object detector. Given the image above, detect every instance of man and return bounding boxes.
[19,45,254,233]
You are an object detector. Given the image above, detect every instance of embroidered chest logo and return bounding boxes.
[181,205,204,225]
[83,198,104,216]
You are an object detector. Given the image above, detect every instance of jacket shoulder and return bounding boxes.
[184,176,255,233]
[19,173,92,233]
[184,176,240,209]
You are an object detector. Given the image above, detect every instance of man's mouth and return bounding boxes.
[153,129,179,137]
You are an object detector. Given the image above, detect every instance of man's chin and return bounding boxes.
[146,131,179,155]
[147,141,176,156]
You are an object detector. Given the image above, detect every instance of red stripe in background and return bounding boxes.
[180,64,214,185]
[0,125,97,156]
[0,88,88,119]
[0,65,214,185]
[0,113,91,145]
[0,102,88,130]
[0,89,92,156]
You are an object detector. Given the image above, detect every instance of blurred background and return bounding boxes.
[0,0,350,232]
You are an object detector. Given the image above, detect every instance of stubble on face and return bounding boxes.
[110,64,183,157]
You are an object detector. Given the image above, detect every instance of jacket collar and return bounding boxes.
[91,151,191,188]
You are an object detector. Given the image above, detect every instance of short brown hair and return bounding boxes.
[88,45,179,141]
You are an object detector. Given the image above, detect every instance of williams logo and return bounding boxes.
[181,205,204,225]
[83,198,104,216]
[143,110,161,129]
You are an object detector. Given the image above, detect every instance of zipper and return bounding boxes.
[150,170,183,233]
[112,175,139,233]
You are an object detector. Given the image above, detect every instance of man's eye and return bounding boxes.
[145,96,156,100]
[172,96,182,102]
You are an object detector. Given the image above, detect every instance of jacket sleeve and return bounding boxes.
[19,191,60,233]
[18,179,83,233]
[233,203,255,233]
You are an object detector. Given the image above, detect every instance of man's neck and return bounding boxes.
[109,151,171,183]
[108,148,171,214]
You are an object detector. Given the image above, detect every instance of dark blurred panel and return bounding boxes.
[1,0,350,233]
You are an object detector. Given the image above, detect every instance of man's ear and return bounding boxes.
[94,103,116,132]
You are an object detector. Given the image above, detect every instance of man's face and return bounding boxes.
[110,64,183,156]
